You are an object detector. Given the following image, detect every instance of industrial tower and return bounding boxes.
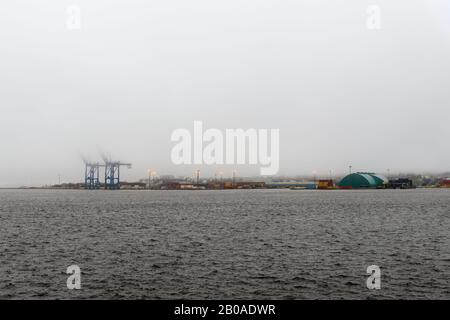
[103,160,132,190]
[84,162,104,189]
[83,156,132,190]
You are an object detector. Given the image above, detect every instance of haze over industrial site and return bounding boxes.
[1,1,450,187]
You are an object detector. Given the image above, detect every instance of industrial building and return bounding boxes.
[338,172,388,189]
[160,181,266,190]
[388,178,415,189]
[440,178,450,188]
[266,181,317,189]
[317,179,335,189]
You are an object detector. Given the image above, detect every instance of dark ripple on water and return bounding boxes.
[0,189,449,299]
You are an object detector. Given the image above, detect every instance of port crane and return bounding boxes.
[84,160,105,190]
[101,156,132,190]
[83,155,132,190]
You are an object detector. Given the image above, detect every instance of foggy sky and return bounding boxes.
[1,0,450,186]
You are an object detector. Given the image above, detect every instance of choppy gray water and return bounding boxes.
[0,189,449,299]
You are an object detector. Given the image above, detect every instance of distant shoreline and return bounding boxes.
[1,186,448,191]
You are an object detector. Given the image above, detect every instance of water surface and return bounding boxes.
[0,189,449,299]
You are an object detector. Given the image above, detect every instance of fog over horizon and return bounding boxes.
[1,1,450,186]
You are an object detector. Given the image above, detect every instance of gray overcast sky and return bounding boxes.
[1,0,450,186]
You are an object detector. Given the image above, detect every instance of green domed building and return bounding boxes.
[338,172,388,189]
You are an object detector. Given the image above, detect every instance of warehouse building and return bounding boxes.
[338,172,388,189]
[317,179,335,189]
[388,178,415,189]
[440,178,450,188]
